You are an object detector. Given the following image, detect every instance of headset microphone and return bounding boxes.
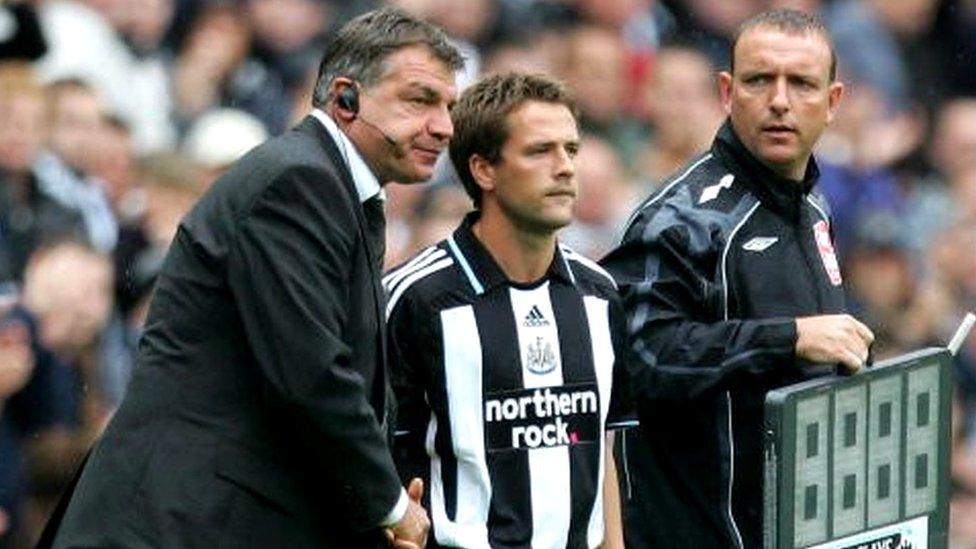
[337,86,401,153]
[358,116,399,149]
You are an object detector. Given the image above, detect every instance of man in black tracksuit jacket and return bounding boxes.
[601,10,875,548]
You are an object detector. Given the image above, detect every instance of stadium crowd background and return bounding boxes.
[0,0,972,546]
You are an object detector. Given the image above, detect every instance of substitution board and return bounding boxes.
[763,347,951,549]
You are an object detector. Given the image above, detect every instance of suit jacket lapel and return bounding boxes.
[295,116,389,410]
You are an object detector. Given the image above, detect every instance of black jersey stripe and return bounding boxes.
[477,287,533,548]
[550,282,601,548]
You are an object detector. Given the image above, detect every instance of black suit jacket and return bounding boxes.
[48,117,402,548]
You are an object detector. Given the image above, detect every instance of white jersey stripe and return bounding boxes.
[584,296,614,547]
[383,247,445,292]
[509,285,571,549]
[385,258,454,319]
[447,235,484,295]
[434,306,492,549]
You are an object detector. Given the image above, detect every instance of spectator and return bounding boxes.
[560,134,634,258]
[32,78,117,253]
[844,211,941,358]
[34,0,132,122]
[92,116,139,221]
[0,311,37,545]
[668,0,761,69]
[903,97,976,252]
[0,63,85,282]
[423,0,500,86]
[815,80,921,253]
[246,0,333,87]
[172,2,291,134]
[826,0,942,111]
[0,305,76,549]
[951,390,976,548]
[13,241,114,546]
[397,181,469,263]
[481,34,555,75]
[638,45,723,185]
[107,0,178,152]
[36,0,175,153]
[558,24,645,160]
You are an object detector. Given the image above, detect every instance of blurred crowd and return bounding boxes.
[0,0,972,546]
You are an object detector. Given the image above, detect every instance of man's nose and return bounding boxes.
[769,78,790,115]
[554,147,575,179]
[427,104,453,142]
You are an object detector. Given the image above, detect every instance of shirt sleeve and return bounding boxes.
[380,489,410,527]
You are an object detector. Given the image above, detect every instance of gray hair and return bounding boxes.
[312,7,464,108]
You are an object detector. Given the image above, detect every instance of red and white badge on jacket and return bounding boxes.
[813,220,842,286]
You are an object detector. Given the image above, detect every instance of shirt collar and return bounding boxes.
[450,212,576,293]
[712,118,819,221]
[310,109,383,203]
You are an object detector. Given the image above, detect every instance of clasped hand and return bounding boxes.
[385,478,430,548]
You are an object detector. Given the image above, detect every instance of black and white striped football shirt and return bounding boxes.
[386,216,632,549]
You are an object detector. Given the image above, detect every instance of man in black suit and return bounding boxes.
[44,8,461,548]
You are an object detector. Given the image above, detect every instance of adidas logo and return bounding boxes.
[523,305,549,327]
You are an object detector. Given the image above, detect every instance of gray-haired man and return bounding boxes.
[43,9,461,548]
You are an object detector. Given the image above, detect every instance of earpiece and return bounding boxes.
[334,81,400,153]
[337,86,360,115]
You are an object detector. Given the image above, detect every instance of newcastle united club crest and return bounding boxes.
[525,336,557,374]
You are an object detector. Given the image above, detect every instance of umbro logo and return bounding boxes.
[523,305,549,327]
[742,236,779,252]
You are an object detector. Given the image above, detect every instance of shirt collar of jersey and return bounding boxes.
[451,212,576,292]
[712,119,819,222]
[310,109,384,204]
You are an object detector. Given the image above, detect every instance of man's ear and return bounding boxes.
[328,77,357,122]
[469,154,495,193]
[826,81,844,124]
[718,71,734,116]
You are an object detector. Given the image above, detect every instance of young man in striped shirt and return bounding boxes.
[385,73,630,548]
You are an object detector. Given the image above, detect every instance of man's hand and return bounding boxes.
[796,314,875,373]
[385,478,429,548]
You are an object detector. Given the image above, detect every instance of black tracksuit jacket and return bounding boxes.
[601,121,849,548]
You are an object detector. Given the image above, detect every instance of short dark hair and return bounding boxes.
[730,9,837,81]
[311,7,463,108]
[449,73,577,208]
